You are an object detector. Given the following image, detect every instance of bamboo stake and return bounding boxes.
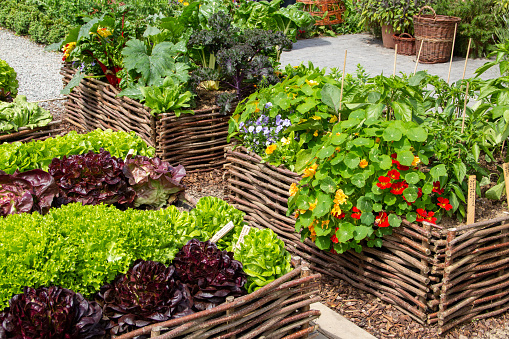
[467,175,476,225]
[414,41,424,75]
[461,82,470,134]
[503,163,509,208]
[462,38,472,80]
[447,23,458,84]
[338,49,347,120]
[393,44,398,77]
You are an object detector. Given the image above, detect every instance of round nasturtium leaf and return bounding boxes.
[382,126,402,141]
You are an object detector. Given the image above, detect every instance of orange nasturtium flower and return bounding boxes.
[289,183,299,196]
[359,159,368,168]
[303,163,318,178]
[308,199,317,211]
[265,144,277,155]
[411,156,421,167]
[333,189,348,205]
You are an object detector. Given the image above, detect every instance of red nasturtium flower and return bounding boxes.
[433,181,445,195]
[390,181,408,195]
[387,169,401,180]
[377,176,392,189]
[331,234,339,244]
[391,153,410,171]
[416,209,437,224]
[437,197,453,211]
[351,206,362,219]
[375,212,390,228]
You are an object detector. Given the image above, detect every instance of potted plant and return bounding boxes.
[356,0,432,48]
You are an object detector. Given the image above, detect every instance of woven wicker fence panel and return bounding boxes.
[61,66,155,147]
[113,265,320,339]
[436,216,509,334]
[297,0,345,26]
[0,121,64,143]
[225,146,434,324]
[156,108,232,172]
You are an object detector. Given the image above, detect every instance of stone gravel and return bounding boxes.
[0,28,64,102]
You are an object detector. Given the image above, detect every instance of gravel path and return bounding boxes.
[280,33,501,82]
[0,28,64,102]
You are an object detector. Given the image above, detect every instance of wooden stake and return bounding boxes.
[338,49,347,120]
[414,40,424,75]
[461,82,470,134]
[467,175,476,225]
[447,23,458,84]
[393,44,398,77]
[462,38,472,80]
[503,163,509,208]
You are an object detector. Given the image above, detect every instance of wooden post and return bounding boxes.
[467,175,476,225]
[226,296,236,339]
[504,163,509,208]
[393,44,398,77]
[339,50,347,120]
[460,82,470,133]
[414,40,424,75]
[462,38,472,80]
[151,326,161,337]
[300,266,311,338]
[447,23,458,84]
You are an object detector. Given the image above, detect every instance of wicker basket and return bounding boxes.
[393,33,416,56]
[296,0,345,26]
[413,6,461,63]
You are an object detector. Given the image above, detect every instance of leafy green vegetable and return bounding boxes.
[234,228,292,293]
[0,129,155,174]
[0,59,18,102]
[0,95,52,133]
[139,77,194,116]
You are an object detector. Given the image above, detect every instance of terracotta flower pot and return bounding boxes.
[381,24,396,49]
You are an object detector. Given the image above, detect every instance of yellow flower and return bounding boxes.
[281,137,290,146]
[294,211,300,219]
[255,108,260,113]
[336,132,341,136]
[265,144,277,155]
[299,118,307,123]
[412,156,421,167]
[335,147,341,152]
[313,130,319,137]
[183,1,189,5]
[311,116,321,120]
[331,204,342,217]
[303,163,318,178]
[293,66,299,68]
[305,79,319,86]
[289,183,299,196]
[309,200,317,211]
[321,220,330,228]
[359,159,368,168]
[308,222,317,241]
[97,27,112,38]
[329,115,338,123]
[334,189,348,205]
[292,93,297,99]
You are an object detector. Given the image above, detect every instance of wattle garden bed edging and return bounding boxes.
[61,65,232,172]
[115,264,320,339]
[225,146,509,334]
[0,120,64,143]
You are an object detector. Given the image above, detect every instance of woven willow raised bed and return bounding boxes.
[61,65,232,172]
[296,0,345,26]
[114,264,320,339]
[225,146,509,334]
[0,120,64,143]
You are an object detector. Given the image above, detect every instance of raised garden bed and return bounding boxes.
[0,120,64,143]
[117,263,320,339]
[225,146,509,334]
[61,65,232,172]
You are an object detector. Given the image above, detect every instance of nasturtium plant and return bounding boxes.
[288,117,454,254]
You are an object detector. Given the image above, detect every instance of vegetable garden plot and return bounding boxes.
[225,146,509,333]
[61,65,234,172]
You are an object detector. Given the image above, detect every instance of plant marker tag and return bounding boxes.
[467,175,476,225]
[124,149,135,162]
[210,221,235,243]
[503,163,509,208]
[234,225,251,251]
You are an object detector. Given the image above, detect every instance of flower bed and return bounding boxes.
[61,65,231,172]
[225,146,509,333]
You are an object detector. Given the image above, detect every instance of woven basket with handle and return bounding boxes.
[393,33,416,56]
[413,6,461,63]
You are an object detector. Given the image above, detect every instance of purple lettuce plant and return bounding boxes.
[123,156,186,209]
[0,169,58,216]
[239,109,292,154]
[0,286,104,339]
[98,260,194,336]
[174,239,247,311]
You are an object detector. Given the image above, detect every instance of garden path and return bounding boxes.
[280,33,501,82]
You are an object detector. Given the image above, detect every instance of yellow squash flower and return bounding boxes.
[265,144,277,155]
[289,183,299,196]
[359,159,368,168]
[311,115,321,120]
[303,163,318,178]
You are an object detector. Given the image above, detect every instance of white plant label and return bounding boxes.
[124,149,135,162]
[234,225,251,251]
[210,221,235,243]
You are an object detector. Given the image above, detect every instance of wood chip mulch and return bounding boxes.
[318,275,509,339]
